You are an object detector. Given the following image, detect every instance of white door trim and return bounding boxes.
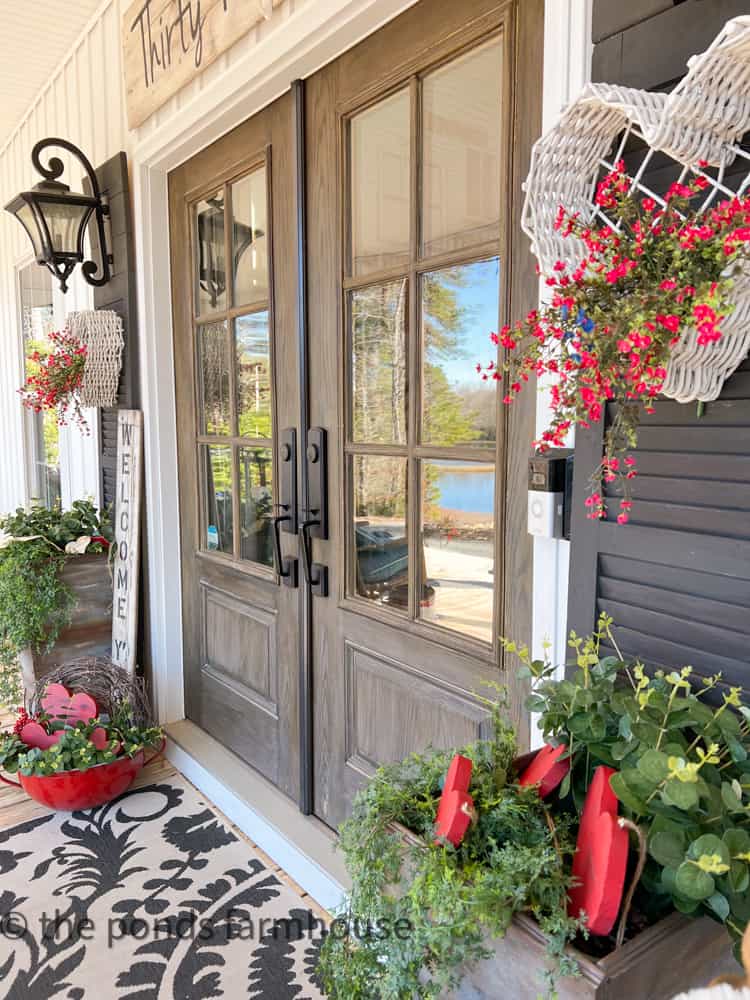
[133,0,421,725]
[531,0,593,747]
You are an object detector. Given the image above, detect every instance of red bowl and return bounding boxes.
[17,751,146,811]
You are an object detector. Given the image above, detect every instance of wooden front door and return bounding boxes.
[169,93,302,801]
[306,0,541,827]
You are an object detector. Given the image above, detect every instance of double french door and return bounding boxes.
[169,0,540,827]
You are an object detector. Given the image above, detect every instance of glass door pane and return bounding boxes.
[421,258,500,448]
[421,460,495,641]
[195,191,227,314]
[422,38,503,257]
[350,89,411,276]
[232,169,268,306]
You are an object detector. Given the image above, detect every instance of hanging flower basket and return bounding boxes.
[521,15,750,404]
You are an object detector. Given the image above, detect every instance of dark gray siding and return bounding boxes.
[567,2,750,685]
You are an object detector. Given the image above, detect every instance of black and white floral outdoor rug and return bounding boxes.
[0,776,327,999]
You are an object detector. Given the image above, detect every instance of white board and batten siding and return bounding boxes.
[0,0,300,517]
[0,0,128,515]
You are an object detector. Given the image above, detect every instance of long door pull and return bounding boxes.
[272,513,299,587]
[299,518,328,597]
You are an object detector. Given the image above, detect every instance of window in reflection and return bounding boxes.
[19,262,60,508]
[198,322,231,435]
[353,455,408,610]
[351,280,407,445]
[203,445,234,555]
[422,258,499,449]
[236,311,271,439]
[239,447,273,567]
[420,460,495,642]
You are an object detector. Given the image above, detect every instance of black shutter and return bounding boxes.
[567,3,750,685]
[567,362,750,686]
[87,152,139,513]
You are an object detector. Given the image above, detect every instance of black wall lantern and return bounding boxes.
[5,137,112,293]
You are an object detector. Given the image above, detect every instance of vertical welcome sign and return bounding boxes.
[111,410,143,674]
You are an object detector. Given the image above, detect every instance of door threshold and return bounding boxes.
[165,719,349,913]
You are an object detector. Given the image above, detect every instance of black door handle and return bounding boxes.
[272,513,298,588]
[300,517,328,597]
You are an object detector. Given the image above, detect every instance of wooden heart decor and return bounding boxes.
[568,765,629,936]
[19,721,62,750]
[519,743,570,798]
[435,754,476,847]
[41,684,98,725]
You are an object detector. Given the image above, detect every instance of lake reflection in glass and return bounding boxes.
[422,258,499,449]
[353,455,408,610]
[421,460,495,642]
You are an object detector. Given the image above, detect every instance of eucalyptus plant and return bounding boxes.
[506,614,750,954]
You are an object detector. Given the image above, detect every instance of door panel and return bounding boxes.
[169,93,301,802]
[306,0,541,828]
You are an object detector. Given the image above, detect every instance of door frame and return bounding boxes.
[132,0,591,742]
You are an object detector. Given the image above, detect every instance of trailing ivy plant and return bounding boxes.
[317,692,584,999]
[505,614,750,957]
[0,501,112,706]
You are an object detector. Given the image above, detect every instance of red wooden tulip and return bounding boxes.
[568,765,628,936]
[41,684,97,725]
[519,743,570,798]
[435,754,475,847]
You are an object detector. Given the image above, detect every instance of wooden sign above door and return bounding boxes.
[122,0,275,129]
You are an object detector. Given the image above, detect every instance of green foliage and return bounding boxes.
[0,501,112,706]
[506,614,750,954]
[317,692,583,999]
[0,706,163,777]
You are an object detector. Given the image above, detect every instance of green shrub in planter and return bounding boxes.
[0,501,112,705]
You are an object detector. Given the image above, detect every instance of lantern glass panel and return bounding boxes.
[42,200,93,256]
[13,201,44,258]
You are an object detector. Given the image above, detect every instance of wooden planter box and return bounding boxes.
[392,820,738,999]
[449,910,735,999]
[19,554,112,697]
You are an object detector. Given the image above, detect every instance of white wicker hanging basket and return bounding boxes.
[521,16,750,404]
[69,309,125,409]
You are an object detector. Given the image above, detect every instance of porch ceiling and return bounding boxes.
[0,0,103,149]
